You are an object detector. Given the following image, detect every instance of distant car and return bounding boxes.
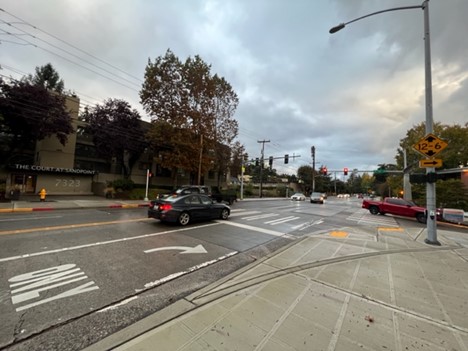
[290,192,306,201]
[148,194,230,226]
[310,192,324,204]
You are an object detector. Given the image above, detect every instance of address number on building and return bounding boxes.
[55,179,81,187]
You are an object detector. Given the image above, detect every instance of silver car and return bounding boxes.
[310,192,324,204]
[290,192,306,201]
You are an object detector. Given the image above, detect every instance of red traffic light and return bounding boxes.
[344,167,348,176]
[323,167,327,175]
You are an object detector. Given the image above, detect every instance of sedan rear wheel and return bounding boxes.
[220,208,229,220]
[178,212,191,226]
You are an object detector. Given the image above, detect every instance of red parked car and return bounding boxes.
[362,197,427,223]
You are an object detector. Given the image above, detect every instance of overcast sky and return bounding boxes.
[1,0,467,176]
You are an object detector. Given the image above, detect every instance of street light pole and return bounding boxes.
[329,0,439,245]
[422,1,438,245]
[311,146,316,193]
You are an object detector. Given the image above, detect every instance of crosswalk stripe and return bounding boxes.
[219,221,295,239]
[243,213,279,221]
[229,211,261,217]
[265,216,300,225]
[347,209,398,227]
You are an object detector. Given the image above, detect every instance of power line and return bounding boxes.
[0,7,142,84]
[0,28,140,93]
[0,20,141,89]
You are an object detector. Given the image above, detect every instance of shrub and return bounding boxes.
[111,179,134,191]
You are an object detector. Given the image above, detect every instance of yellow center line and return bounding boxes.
[0,218,152,236]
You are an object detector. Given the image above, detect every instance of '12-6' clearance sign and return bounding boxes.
[412,133,448,158]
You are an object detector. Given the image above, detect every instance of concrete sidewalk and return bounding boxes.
[0,195,150,213]
[85,226,468,351]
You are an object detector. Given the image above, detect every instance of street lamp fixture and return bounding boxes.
[329,1,440,245]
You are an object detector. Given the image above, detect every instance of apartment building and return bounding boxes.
[1,96,228,197]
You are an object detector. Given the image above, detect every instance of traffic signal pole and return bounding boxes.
[311,146,316,192]
[257,140,270,198]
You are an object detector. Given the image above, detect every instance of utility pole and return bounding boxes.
[311,146,316,193]
[403,149,412,201]
[240,153,246,200]
[197,134,203,185]
[257,139,270,198]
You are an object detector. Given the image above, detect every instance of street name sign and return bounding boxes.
[412,133,448,157]
[419,159,442,168]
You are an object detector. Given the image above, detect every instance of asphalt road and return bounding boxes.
[0,197,458,351]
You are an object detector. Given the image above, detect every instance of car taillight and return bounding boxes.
[159,204,172,211]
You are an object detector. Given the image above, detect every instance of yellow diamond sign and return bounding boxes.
[412,133,448,158]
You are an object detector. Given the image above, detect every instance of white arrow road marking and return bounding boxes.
[144,244,207,254]
[0,223,219,263]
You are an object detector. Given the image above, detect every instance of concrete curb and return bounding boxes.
[0,203,149,213]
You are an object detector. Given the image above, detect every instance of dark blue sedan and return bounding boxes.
[148,194,230,226]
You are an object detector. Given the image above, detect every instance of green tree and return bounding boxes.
[297,165,313,191]
[396,122,468,170]
[25,63,65,93]
[81,99,146,179]
[395,122,468,208]
[360,173,375,195]
[346,169,364,194]
[140,49,239,185]
[0,78,73,163]
[229,141,246,179]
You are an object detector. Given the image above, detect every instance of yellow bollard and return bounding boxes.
[39,188,47,202]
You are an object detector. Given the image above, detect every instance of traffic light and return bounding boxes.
[148,172,153,177]
[255,158,259,166]
[323,167,327,175]
[284,154,289,164]
[427,172,437,183]
[344,167,348,176]
[410,174,426,184]
[269,156,273,170]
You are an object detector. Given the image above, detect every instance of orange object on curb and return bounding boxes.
[39,188,47,202]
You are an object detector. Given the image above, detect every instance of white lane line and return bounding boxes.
[265,216,300,225]
[219,220,295,239]
[139,251,238,291]
[0,223,220,263]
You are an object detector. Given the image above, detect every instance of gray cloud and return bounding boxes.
[1,0,466,175]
